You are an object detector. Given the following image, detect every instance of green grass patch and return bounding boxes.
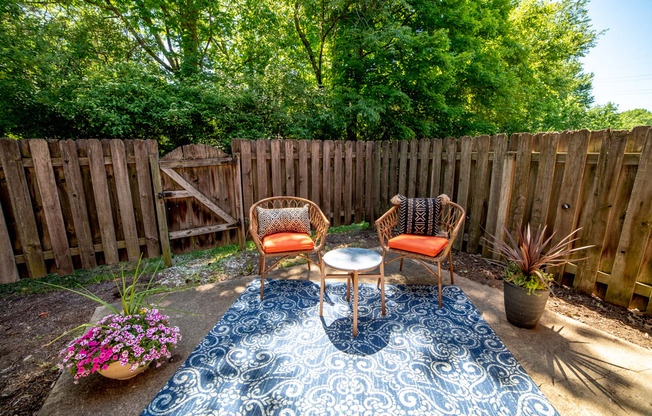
[328,222,370,234]
[174,241,256,264]
[0,257,162,298]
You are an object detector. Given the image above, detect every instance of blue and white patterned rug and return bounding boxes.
[142,279,559,416]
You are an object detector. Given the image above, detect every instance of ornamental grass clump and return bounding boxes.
[483,224,591,294]
[44,257,185,382]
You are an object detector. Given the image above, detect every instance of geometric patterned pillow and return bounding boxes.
[255,205,311,239]
[393,194,442,237]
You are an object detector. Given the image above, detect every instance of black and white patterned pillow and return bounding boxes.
[393,194,441,236]
[256,205,311,239]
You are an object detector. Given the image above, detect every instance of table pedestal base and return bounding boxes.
[321,267,385,337]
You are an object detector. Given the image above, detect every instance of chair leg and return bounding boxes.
[306,253,311,271]
[448,250,454,285]
[399,257,404,271]
[437,261,442,308]
[380,259,386,315]
[378,251,385,289]
[319,252,325,316]
[258,256,263,274]
[260,256,266,300]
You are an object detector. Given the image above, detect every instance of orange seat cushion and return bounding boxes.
[388,234,448,257]
[262,232,315,254]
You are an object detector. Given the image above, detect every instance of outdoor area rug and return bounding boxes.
[142,279,559,416]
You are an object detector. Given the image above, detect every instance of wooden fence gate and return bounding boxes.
[154,144,245,261]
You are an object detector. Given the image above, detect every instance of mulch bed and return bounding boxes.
[1,228,650,415]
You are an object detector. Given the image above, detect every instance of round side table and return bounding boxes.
[321,247,385,337]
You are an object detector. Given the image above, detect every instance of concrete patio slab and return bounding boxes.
[39,251,652,416]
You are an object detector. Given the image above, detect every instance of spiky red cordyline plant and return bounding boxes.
[482,224,591,291]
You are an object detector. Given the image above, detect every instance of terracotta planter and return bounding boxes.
[503,280,549,329]
[99,361,149,380]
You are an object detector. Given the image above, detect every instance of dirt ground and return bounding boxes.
[1,227,650,415]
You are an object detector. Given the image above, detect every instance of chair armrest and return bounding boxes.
[310,209,330,251]
[375,206,399,250]
[438,199,465,257]
[249,226,264,255]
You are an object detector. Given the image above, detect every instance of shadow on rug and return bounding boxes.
[142,279,559,416]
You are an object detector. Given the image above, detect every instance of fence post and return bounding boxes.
[234,155,246,250]
[149,154,173,267]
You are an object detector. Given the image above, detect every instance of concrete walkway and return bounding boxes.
[40,252,652,416]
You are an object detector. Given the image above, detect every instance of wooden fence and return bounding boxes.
[1,129,651,315]
[0,139,245,283]
[233,127,652,314]
[0,139,164,281]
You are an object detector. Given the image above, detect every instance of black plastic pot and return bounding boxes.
[503,280,550,329]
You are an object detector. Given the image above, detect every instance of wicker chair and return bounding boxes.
[375,195,465,307]
[249,197,330,300]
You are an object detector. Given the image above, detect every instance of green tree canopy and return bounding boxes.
[0,0,622,148]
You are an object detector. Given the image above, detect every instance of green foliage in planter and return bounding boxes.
[483,223,591,294]
[503,263,553,295]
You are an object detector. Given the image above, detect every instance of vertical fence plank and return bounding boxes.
[322,140,333,219]
[599,131,638,274]
[311,141,321,206]
[240,140,254,217]
[418,138,430,197]
[398,141,408,196]
[507,133,533,236]
[234,154,246,249]
[551,130,590,247]
[442,137,456,198]
[429,138,442,197]
[407,140,418,198]
[0,199,19,283]
[110,140,140,261]
[529,133,559,231]
[483,134,509,257]
[256,139,268,201]
[0,139,46,277]
[298,141,309,200]
[285,140,296,197]
[149,153,172,267]
[271,139,282,197]
[102,140,124,259]
[185,144,209,250]
[344,142,354,224]
[30,140,74,275]
[389,141,399,198]
[20,141,52,262]
[87,139,119,264]
[467,135,490,253]
[160,148,184,254]
[454,136,472,250]
[365,142,374,222]
[372,141,381,220]
[355,141,365,222]
[380,141,390,212]
[573,130,626,293]
[605,128,652,307]
[134,140,160,258]
[333,141,343,227]
[493,154,515,260]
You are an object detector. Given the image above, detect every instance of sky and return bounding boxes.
[580,0,652,112]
